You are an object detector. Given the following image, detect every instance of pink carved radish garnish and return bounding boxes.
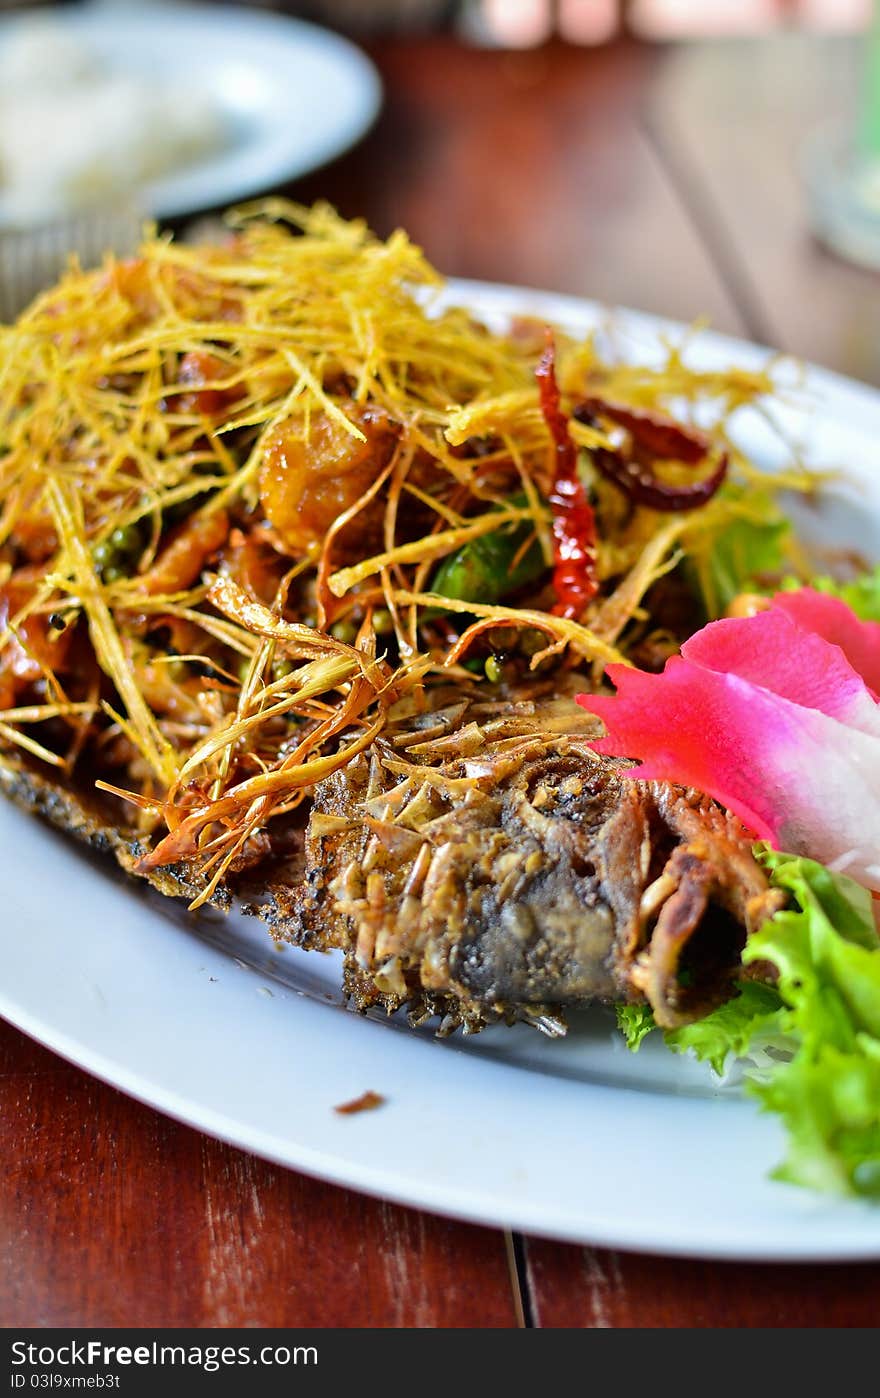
[577,589,880,890]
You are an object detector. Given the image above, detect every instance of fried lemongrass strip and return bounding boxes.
[590,516,685,645]
[149,654,239,685]
[175,653,360,785]
[47,481,178,785]
[100,474,230,543]
[327,506,537,598]
[578,348,777,419]
[723,436,821,494]
[0,721,67,767]
[507,432,554,567]
[127,597,259,658]
[0,700,97,724]
[191,817,266,907]
[208,575,373,670]
[391,589,627,668]
[444,389,541,445]
[382,439,418,594]
[400,480,466,528]
[210,561,361,794]
[205,628,275,801]
[316,453,399,628]
[281,346,368,441]
[134,634,417,879]
[135,714,386,878]
[380,565,416,658]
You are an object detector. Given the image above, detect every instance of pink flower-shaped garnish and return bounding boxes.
[577,589,880,890]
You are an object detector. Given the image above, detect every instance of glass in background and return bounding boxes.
[803,0,880,268]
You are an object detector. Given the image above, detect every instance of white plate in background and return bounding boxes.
[0,3,382,225]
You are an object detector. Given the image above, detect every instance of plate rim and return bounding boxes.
[3,277,880,1262]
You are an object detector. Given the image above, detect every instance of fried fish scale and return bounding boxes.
[256,687,784,1033]
[0,679,782,1036]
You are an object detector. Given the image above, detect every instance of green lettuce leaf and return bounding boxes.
[780,565,880,623]
[686,489,791,619]
[741,849,880,1196]
[615,847,880,1196]
[615,1003,656,1051]
[665,982,785,1077]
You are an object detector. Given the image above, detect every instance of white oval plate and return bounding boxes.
[0,3,382,225]
[3,281,880,1261]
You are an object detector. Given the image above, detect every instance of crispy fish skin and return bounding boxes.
[1,684,784,1036]
[257,690,784,1032]
[0,749,232,908]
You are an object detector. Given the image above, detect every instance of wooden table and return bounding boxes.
[4,32,880,1330]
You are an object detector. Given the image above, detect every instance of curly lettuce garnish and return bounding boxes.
[615,1003,657,1052]
[743,850,880,1197]
[619,850,880,1197]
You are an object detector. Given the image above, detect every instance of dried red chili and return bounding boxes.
[573,395,728,512]
[535,333,598,619]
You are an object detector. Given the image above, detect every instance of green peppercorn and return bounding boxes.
[372,608,393,634]
[109,524,143,554]
[330,619,357,644]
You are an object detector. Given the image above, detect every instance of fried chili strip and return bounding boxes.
[535,333,598,619]
[572,396,728,512]
[578,396,711,463]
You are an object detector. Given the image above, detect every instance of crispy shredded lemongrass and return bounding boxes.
[591,518,686,645]
[390,590,627,669]
[0,701,96,724]
[0,720,68,767]
[174,653,360,785]
[47,481,178,786]
[327,506,538,598]
[207,576,387,684]
[0,200,809,891]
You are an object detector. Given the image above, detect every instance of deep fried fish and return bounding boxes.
[0,663,782,1038]
[255,685,783,1034]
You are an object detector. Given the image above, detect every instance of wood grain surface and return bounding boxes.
[0,1020,517,1328]
[3,32,880,1330]
[646,34,880,385]
[293,36,746,330]
[524,1239,880,1328]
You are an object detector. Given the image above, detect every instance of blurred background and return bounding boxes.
[0,0,878,381]
[5,1,867,39]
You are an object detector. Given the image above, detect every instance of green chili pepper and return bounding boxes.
[430,494,548,605]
